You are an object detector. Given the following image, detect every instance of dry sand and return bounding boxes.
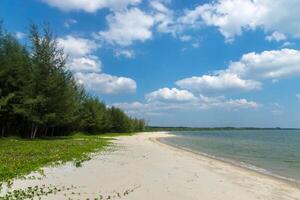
[3,132,300,200]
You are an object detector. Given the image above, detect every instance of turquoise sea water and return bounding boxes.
[161,130,300,182]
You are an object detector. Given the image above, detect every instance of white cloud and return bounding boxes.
[113,101,168,116]
[282,42,295,47]
[55,31,141,95]
[41,0,141,12]
[225,99,260,109]
[57,35,98,57]
[99,8,154,46]
[181,0,263,42]
[76,72,136,94]
[228,49,300,80]
[179,35,192,42]
[265,31,287,42]
[68,56,101,73]
[180,0,300,42]
[150,1,169,13]
[115,95,261,116]
[191,42,200,48]
[176,73,261,93]
[57,35,102,73]
[146,88,197,102]
[115,49,135,58]
[194,95,261,110]
[177,49,300,93]
[64,19,77,28]
[15,32,26,40]
[150,1,177,35]
[58,35,137,95]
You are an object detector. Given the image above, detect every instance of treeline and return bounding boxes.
[0,23,146,138]
[147,126,294,132]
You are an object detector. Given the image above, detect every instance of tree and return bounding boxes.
[78,97,112,133]
[24,24,75,138]
[0,22,146,138]
[0,26,31,137]
[110,106,131,133]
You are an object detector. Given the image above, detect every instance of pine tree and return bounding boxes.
[0,26,31,137]
[0,22,146,138]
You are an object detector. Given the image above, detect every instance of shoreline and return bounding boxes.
[3,131,300,199]
[151,132,300,189]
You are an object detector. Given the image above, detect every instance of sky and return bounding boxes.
[1,0,300,128]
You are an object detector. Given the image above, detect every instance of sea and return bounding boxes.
[160,130,300,183]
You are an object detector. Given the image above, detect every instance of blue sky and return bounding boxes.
[1,0,300,128]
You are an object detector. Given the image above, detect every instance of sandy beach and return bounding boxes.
[3,132,300,200]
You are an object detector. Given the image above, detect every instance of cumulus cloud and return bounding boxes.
[57,35,102,73]
[150,1,177,35]
[228,49,300,80]
[196,95,261,109]
[225,99,260,109]
[282,42,295,47]
[76,72,136,94]
[149,0,199,43]
[115,85,261,117]
[64,19,77,28]
[176,73,261,93]
[115,49,135,58]
[179,0,300,42]
[179,35,192,42]
[99,8,154,46]
[58,35,136,95]
[40,0,141,12]
[146,88,197,102]
[265,31,287,42]
[115,95,261,116]
[180,0,262,42]
[176,49,300,93]
[68,56,101,73]
[57,35,98,58]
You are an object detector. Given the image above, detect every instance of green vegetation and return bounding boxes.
[0,21,146,185]
[2,184,77,200]
[0,133,129,183]
[1,183,140,200]
[0,22,146,138]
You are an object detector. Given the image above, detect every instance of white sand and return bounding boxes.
[4,132,300,200]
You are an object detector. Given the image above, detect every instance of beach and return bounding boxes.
[3,132,300,200]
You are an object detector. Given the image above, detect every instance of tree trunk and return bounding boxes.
[1,126,4,137]
[44,127,48,137]
[32,125,38,139]
[31,123,34,139]
[31,124,38,139]
[6,123,10,136]
[51,127,54,137]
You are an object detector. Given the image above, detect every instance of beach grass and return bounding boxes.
[0,132,133,183]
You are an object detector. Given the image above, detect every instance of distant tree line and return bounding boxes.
[147,126,293,132]
[0,23,146,138]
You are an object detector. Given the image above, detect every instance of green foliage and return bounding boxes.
[0,23,146,138]
[0,135,110,182]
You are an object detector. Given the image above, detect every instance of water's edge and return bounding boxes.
[156,135,300,188]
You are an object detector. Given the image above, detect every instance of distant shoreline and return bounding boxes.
[148,126,300,132]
